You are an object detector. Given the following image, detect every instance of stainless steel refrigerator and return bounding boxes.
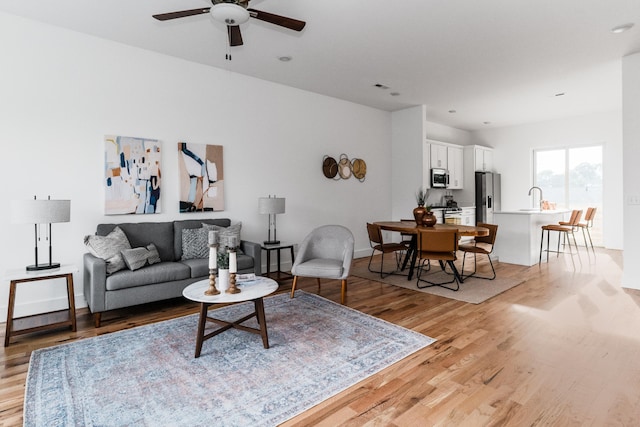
[475,172,501,224]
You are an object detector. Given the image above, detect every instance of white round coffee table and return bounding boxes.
[183,276,279,358]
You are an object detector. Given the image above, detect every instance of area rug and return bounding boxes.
[351,264,525,304]
[24,291,435,427]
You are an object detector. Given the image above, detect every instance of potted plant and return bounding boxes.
[413,187,429,226]
[415,187,428,207]
[217,250,230,290]
[217,251,229,269]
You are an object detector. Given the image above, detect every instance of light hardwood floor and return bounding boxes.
[2,248,639,426]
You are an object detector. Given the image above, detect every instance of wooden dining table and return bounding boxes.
[374,221,490,282]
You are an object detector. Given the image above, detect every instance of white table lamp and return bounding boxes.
[258,195,285,245]
[11,196,71,271]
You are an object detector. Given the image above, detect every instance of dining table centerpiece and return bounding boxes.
[423,206,437,227]
[413,187,428,226]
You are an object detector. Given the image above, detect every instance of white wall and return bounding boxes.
[391,106,425,220]
[472,110,623,250]
[0,12,392,318]
[391,108,474,220]
[424,120,474,146]
[622,52,640,289]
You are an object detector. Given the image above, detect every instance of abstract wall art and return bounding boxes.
[104,135,161,215]
[178,142,224,212]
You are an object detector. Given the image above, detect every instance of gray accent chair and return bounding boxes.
[290,225,354,304]
[83,218,262,327]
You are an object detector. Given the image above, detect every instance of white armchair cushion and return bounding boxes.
[292,259,343,279]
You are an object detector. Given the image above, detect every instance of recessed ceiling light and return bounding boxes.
[448,109,457,114]
[611,23,634,34]
[278,56,292,62]
[483,121,491,125]
[390,92,400,96]
[555,92,565,97]
[373,83,389,90]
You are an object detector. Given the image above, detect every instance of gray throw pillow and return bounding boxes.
[202,222,243,254]
[181,228,208,260]
[84,226,132,274]
[121,243,162,271]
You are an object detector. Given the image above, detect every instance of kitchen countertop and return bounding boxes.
[495,209,570,215]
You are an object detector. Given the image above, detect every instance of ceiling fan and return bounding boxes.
[153,0,306,47]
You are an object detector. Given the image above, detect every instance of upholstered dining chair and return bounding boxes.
[459,223,498,280]
[290,225,354,304]
[366,223,408,278]
[416,228,460,291]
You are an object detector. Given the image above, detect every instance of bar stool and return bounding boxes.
[576,207,597,254]
[539,210,582,268]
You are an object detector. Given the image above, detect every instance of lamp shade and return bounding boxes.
[258,197,285,215]
[11,199,71,224]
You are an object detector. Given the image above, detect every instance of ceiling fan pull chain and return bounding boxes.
[225,34,232,61]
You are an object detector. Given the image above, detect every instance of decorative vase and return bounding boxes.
[423,211,437,227]
[217,268,230,291]
[413,205,427,226]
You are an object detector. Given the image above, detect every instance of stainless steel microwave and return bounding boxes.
[431,168,448,188]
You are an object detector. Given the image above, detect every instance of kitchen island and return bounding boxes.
[493,209,570,266]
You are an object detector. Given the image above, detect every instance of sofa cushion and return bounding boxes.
[181,253,254,278]
[173,219,231,260]
[202,222,244,254]
[181,228,209,260]
[121,243,161,271]
[84,226,132,274]
[105,262,191,291]
[97,222,176,262]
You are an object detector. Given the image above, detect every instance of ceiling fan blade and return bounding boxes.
[247,8,306,31]
[228,25,244,46]
[153,8,211,21]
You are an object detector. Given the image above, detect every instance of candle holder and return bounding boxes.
[204,239,220,296]
[226,244,241,294]
[204,268,220,296]
[227,272,240,294]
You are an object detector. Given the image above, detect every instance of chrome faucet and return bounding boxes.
[528,186,543,210]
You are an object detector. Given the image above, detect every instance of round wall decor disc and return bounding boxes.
[322,156,338,179]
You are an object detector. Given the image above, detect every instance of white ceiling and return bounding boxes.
[1,0,640,131]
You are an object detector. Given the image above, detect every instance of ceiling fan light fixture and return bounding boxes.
[210,3,250,25]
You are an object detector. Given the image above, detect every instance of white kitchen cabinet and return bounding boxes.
[447,146,464,189]
[474,146,493,172]
[430,143,448,169]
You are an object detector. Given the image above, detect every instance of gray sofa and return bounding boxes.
[83,218,262,327]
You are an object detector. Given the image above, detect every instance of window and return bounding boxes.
[534,146,602,246]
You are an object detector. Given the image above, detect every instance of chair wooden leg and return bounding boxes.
[317,278,322,291]
[341,279,347,304]
[93,312,102,328]
[290,276,298,299]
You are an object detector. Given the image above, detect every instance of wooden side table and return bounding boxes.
[4,265,78,347]
[261,242,295,281]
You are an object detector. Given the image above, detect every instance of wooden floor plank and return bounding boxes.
[2,248,640,425]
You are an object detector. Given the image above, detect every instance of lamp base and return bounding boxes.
[263,240,280,246]
[26,263,61,272]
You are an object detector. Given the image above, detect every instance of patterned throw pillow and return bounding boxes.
[202,222,243,254]
[121,243,162,271]
[181,228,209,260]
[84,226,132,274]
